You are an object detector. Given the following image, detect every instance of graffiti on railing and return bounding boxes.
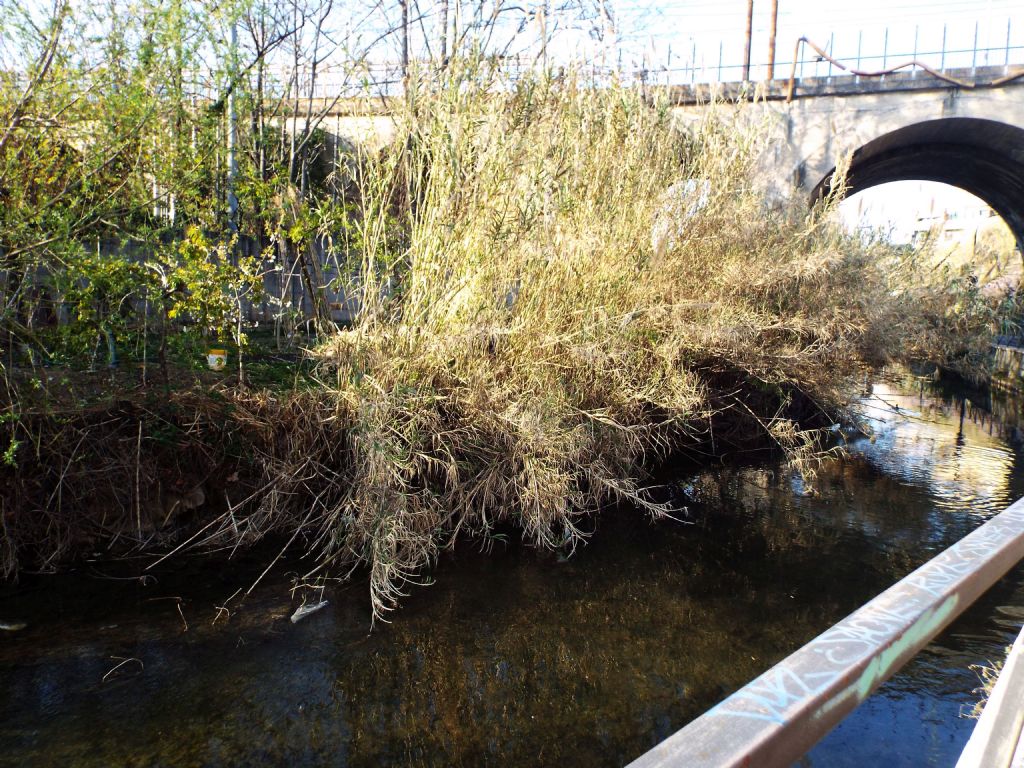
[628,498,1024,768]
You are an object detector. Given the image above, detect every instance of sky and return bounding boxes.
[611,0,1021,81]
[839,182,995,243]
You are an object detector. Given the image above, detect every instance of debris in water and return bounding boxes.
[290,601,328,624]
[0,621,26,632]
[102,656,144,682]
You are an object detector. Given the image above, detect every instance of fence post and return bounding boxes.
[856,30,862,84]
[1006,19,1012,70]
[972,21,979,74]
[743,0,753,81]
[912,25,918,78]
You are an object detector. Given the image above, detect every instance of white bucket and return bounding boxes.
[206,349,227,371]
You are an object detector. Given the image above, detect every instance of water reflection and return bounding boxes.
[0,372,1022,767]
[854,377,1019,515]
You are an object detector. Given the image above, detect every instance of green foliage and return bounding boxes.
[55,247,146,351]
[0,412,20,469]
[2,437,20,468]
[162,227,265,345]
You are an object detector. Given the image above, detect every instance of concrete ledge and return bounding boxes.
[664,65,1024,105]
[957,624,1024,768]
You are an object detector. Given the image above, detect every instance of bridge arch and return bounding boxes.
[811,117,1024,251]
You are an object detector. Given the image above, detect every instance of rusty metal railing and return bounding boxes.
[627,496,1024,768]
[784,36,1024,102]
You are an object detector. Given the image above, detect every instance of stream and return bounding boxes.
[2,371,1024,767]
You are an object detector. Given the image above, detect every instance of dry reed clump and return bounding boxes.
[278,62,1000,620]
[965,646,1011,719]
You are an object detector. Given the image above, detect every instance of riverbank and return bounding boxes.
[0,356,834,594]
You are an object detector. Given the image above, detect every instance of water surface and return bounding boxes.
[1,372,1023,767]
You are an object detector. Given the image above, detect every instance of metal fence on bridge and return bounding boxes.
[649,19,1024,86]
[267,17,1024,99]
[164,14,1024,105]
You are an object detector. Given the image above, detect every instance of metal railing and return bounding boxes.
[653,43,1024,88]
[626,496,1024,768]
[634,18,1023,88]
[268,40,1024,105]
[287,37,1024,100]
[781,36,1024,101]
[26,16,1018,106]
[13,21,1019,107]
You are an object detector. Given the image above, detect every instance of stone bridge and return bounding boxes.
[302,64,1024,247]
[668,65,1024,248]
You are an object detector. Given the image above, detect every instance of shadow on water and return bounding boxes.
[1,370,1024,767]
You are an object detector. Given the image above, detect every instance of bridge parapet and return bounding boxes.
[665,64,1024,106]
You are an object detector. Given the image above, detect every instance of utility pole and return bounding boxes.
[767,0,778,79]
[400,0,409,81]
[742,0,754,81]
[227,18,238,233]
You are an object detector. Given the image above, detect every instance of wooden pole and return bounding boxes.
[400,0,409,80]
[742,0,754,81]
[439,0,448,65]
[767,0,778,80]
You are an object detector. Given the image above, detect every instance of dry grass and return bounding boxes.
[293,62,999,620]
[965,648,1010,719]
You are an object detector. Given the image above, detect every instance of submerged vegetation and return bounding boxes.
[0,0,1017,619]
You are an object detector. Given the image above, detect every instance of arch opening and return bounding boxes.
[812,118,1024,254]
[841,181,1021,292]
